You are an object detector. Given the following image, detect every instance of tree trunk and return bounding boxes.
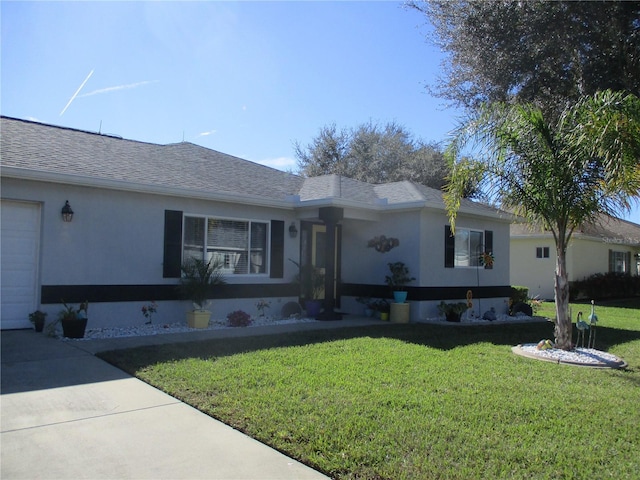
[553,245,572,350]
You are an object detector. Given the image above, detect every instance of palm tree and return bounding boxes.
[444,91,640,350]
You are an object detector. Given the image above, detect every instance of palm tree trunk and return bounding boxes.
[554,245,572,350]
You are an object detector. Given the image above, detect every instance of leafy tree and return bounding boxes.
[409,1,640,118]
[294,121,449,190]
[444,91,640,350]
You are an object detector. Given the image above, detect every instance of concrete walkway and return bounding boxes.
[0,319,384,479]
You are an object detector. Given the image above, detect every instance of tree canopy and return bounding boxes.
[294,121,450,190]
[445,90,640,349]
[410,1,640,118]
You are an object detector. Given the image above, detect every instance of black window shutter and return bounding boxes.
[484,230,493,269]
[609,249,614,272]
[163,210,183,278]
[625,251,631,274]
[270,220,285,278]
[444,225,455,268]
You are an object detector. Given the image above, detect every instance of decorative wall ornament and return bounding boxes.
[479,251,495,267]
[367,235,399,253]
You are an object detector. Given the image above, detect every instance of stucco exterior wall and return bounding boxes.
[2,177,299,328]
[510,237,556,300]
[511,234,640,301]
[340,208,511,321]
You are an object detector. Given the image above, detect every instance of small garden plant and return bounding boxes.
[227,310,252,327]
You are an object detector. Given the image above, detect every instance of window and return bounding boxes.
[454,228,484,267]
[536,247,550,258]
[445,226,492,268]
[183,216,268,274]
[609,250,630,274]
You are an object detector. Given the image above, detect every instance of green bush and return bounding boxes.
[509,285,529,309]
[570,272,640,301]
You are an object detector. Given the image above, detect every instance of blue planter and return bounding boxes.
[393,291,408,303]
[305,300,322,317]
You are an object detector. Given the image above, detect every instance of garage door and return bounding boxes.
[1,200,41,329]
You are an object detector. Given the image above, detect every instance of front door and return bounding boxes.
[302,222,341,305]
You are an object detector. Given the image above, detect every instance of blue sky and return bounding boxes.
[2,1,639,224]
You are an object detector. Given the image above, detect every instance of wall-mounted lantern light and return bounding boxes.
[61,200,74,222]
[289,222,298,238]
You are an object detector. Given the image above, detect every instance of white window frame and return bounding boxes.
[454,228,485,268]
[182,214,270,275]
[610,250,628,273]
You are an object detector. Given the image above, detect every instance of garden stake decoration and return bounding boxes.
[141,301,157,325]
[588,300,598,349]
[576,311,589,348]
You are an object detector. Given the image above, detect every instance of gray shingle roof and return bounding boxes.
[1,116,303,202]
[510,214,640,246]
[1,116,506,220]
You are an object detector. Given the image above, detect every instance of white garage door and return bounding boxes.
[1,200,41,329]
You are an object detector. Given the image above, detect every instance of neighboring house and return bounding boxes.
[1,116,512,330]
[510,215,640,300]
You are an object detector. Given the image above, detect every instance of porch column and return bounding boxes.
[317,206,343,321]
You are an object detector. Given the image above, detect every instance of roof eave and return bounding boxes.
[1,166,296,210]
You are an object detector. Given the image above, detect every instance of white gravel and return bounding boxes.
[71,316,318,341]
[516,343,626,368]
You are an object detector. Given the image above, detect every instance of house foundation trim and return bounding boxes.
[41,283,299,304]
[341,283,513,301]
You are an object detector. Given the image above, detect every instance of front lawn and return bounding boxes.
[100,302,640,480]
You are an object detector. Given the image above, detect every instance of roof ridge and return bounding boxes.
[0,115,160,147]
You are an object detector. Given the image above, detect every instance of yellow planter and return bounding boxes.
[186,310,211,329]
[391,303,410,323]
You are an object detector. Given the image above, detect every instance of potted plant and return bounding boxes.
[372,299,390,321]
[438,301,468,323]
[385,262,415,303]
[58,301,88,338]
[179,257,226,328]
[356,297,375,317]
[29,310,47,332]
[290,259,325,317]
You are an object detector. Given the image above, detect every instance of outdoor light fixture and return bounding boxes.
[289,222,298,238]
[61,200,74,222]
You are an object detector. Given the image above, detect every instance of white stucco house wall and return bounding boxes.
[1,116,513,330]
[510,216,640,300]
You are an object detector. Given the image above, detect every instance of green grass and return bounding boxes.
[100,301,640,480]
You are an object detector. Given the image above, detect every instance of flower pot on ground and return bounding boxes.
[29,310,47,332]
[385,262,415,303]
[438,301,468,323]
[356,297,376,317]
[57,301,88,338]
[179,257,226,329]
[390,302,410,323]
[290,259,325,317]
[372,299,390,320]
[305,299,322,317]
[186,311,211,329]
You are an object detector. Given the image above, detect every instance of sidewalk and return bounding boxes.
[2,321,391,479]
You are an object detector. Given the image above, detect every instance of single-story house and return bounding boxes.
[510,215,640,300]
[1,116,513,330]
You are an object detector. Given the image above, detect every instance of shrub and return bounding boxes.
[509,286,529,313]
[570,272,640,301]
[227,310,252,327]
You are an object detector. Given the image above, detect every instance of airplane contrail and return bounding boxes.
[60,69,94,116]
[77,80,157,98]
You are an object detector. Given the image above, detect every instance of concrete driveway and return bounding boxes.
[1,329,330,479]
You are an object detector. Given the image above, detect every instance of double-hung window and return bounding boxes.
[183,216,268,274]
[609,250,631,274]
[454,228,484,267]
[445,226,493,268]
